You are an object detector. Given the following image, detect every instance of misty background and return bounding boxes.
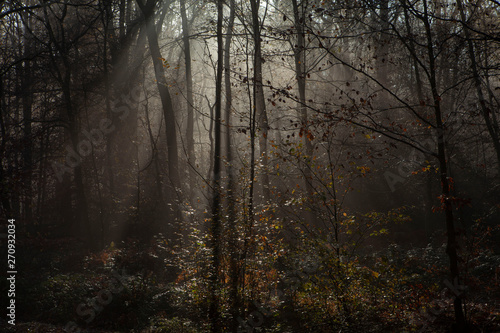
[0,0,499,332]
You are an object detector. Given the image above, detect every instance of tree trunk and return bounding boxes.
[376,0,390,91]
[0,76,11,215]
[21,16,33,223]
[402,0,424,101]
[223,0,239,330]
[292,0,317,226]
[137,0,181,223]
[180,0,196,201]
[456,0,500,175]
[423,1,468,331]
[102,0,115,244]
[63,71,92,244]
[250,0,270,202]
[209,0,224,331]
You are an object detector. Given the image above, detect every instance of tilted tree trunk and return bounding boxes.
[456,0,500,175]
[136,0,181,215]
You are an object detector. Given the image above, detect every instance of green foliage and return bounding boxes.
[148,317,201,333]
[33,273,91,323]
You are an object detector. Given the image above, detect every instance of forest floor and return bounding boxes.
[1,235,499,333]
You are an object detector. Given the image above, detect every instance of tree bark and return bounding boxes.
[456,0,500,175]
[250,0,270,202]
[0,74,11,215]
[136,0,181,194]
[292,0,317,226]
[423,1,468,331]
[180,0,196,201]
[42,3,92,244]
[21,11,33,223]
[209,0,224,331]
[223,0,239,330]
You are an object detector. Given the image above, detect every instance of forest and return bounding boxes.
[0,0,499,332]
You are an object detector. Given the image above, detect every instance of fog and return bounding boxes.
[1,0,499,332]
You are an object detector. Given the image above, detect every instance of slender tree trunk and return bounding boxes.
[240,30,257,313]
[42,2,92,243]
[292,0,316,226]
[36,110,49,225]
[376,0,390,91]
[209,1,224,331]
[63,71,92,244]
[423,1,468,331]
[102,0,115,243]
[21,18,33,223]
[403,0,437,236]
[207,98,214,181]
[402,0,423,101]
[137,0,181,224]
[137,0,180,186]
[10,64,21,218]
[119,0,126,40]
[180,0,196,201]
[223,0,239,330]
[144,98,164,204]
[456,0,500,175]
[0,77,11,215]
[250,0,270,202]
